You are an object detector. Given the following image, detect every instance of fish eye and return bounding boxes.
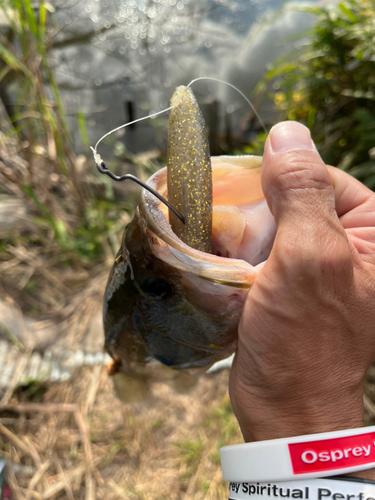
[141,278,172,300]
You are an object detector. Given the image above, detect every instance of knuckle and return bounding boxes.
[319,249,353,277]
[272,157,332,194]
[275,230,352,282]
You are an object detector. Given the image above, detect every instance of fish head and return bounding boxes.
[104,156,276,376]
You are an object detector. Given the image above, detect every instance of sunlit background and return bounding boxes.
[2,0,319,155]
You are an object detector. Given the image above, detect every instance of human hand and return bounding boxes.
[229,121,375,452]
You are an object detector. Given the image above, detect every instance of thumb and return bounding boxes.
[261,121,353,280]
[262,121,335,226]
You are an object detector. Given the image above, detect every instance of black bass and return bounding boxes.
[103,86,276,399]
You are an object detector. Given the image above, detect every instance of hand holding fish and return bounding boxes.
[99,86,375,429]
[229,122,375,458]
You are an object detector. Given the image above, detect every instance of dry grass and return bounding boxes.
[0,92,137,359]
[0,366,242,500]
[2,364,375,500]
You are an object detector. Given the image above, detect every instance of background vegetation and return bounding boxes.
[0,0,145,318]
[262,0,375,188]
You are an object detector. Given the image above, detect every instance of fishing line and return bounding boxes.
[91,76,266,224]
[90,106,185,223]
[187,76,269,134]
[92,107,172,153]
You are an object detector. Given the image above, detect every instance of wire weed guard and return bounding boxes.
[91,149,185,225]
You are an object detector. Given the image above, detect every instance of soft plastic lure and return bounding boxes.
[167,86,213,253]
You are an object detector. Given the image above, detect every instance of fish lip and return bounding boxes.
[139,156,264,288]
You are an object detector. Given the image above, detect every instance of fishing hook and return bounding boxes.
[95,159,185,224]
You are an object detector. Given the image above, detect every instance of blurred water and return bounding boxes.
[49,0,321,157]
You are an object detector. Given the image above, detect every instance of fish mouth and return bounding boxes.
[103,156,272,376]
[139,155,275,288]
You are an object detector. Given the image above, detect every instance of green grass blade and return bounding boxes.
[307,106,316,130]
[77,111,90,152]
[22,0,38,37]
[0,64,11,83]
[0,42,33,79]
[22,183,69,245]
[338,3,358,23]
[265,63,298,82]
[289,6,324,15]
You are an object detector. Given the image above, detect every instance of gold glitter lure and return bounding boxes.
[167,86,213,253]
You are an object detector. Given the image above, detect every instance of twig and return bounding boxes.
[84,364,104,415]
[0,418,17,425]
[0,403,78,413]
[1,353,29,404]
[203,468,222,500]
[6,245,70,293]
[0,257,21,272]
[23,435,42,467]
[41,463,86,500]
[0,402,96,499]
[21,489,42,500]
[18,265,36,291]
[26,459,52,500]
[7,466,27,500]
[0,422,39,465]
[0,322,26,353]
[56,460,75,500]
[363,394,375,418]
[74,410,95,500]
[40,459,100,500]
[108,479,130,497]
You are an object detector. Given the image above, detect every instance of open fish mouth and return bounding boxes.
[103,155,276,377]
[141,156,275,286]
[102,86,276,384]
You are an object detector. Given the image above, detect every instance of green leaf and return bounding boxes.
[54,219,68,244]
[307,106,316,130]
[23,0,38,37]
[260,0,375,189]
[39,4,47,41]
[44,2,55,13]
[0,43,33,79]
[338,3,358,23]
[290,6,323,15]
[265,63,298,81]
[22,184,69,245]
[0,64,11,83]
[77,111,90,151]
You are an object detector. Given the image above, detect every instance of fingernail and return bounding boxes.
[269,121,314,153]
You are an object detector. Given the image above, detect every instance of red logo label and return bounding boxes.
[288,432,375,474]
